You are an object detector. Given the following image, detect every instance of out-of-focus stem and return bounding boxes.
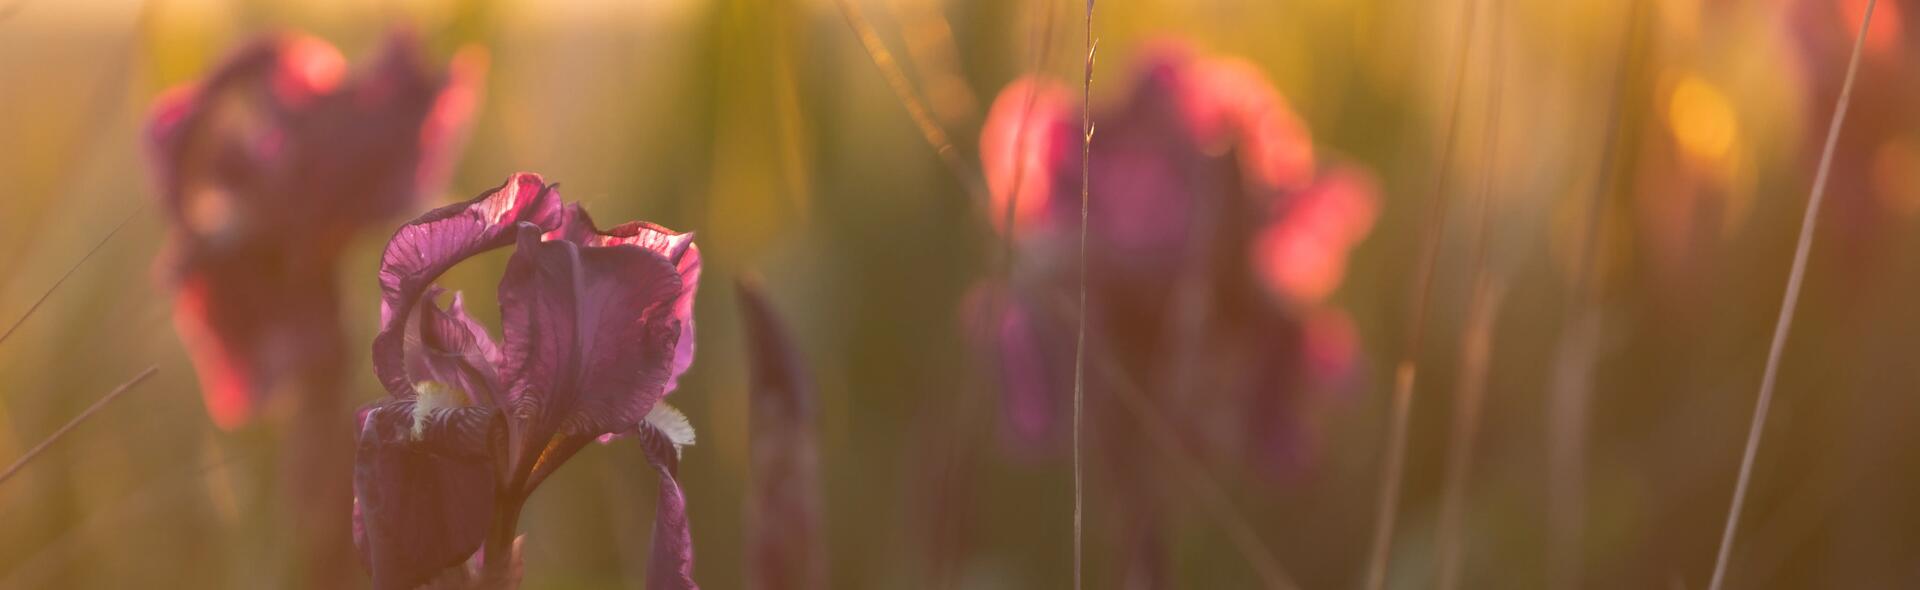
[1363,0,1481,587]
[1546,2,1642,586]
[1434,2,1506,586]
[1434,275,1504,590]
[285,339,353,589]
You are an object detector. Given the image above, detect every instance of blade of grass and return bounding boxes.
[0,366,159,487]
[832,0,987,203]
[1072,1,1095,587]
[0,206,142,349]
[1547,2,1643,586]
[1363,0,1481,587]
[1434,1,1506,585]
[1707,2,1876,588]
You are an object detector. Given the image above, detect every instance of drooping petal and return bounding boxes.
[374,174,560,400]
[353,399,499,590]
[638,423,699,590]
[736,280,825,590]
[498,223,684,445]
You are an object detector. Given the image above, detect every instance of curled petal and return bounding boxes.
[498,224,684,445]
[549,205,703,394]
[639,424,699,590]
[408,288,507,408]
[353,400,499,590]
[737,279,826,589]
[980,76,1075,234]
[374,173,560,400]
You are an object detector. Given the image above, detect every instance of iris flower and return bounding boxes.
[353,173,701,590]
[970,42,1377,585]
[147,30,484,428]
[974,41,1375,470]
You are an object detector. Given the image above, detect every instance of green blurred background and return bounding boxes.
[4,0,1920,587]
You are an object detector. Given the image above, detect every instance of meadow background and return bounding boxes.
[3,0,1919,587]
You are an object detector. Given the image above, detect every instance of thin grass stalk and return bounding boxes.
[0,366,158,487]
[1434,1,1506,584]
[0,207,142,348]
[1362,0,1482,587]
[1072,0,1096,586]
[1706,2,1876,588]
[832,0,987,203]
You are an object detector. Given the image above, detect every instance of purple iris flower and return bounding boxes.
[353,173,701,590]
[146,30,485,429]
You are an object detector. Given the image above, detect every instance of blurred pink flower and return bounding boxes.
[354,173,702,590]
[971,41,1375,468]
[146,30,485,429]
[969,42,1376,584]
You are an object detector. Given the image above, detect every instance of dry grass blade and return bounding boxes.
[1072,1,1095,587]
[0,206,143,349]
[1707,2,1876,588]
[0,366,160,487]
[1363,0,1481,588]
[831,0,986,202]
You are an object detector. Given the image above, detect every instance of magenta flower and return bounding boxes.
[974,41,1374,469]
[737,280,826,590]
[969,42,1376,583]
[146,30,484,428]
[353,173,702,590]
